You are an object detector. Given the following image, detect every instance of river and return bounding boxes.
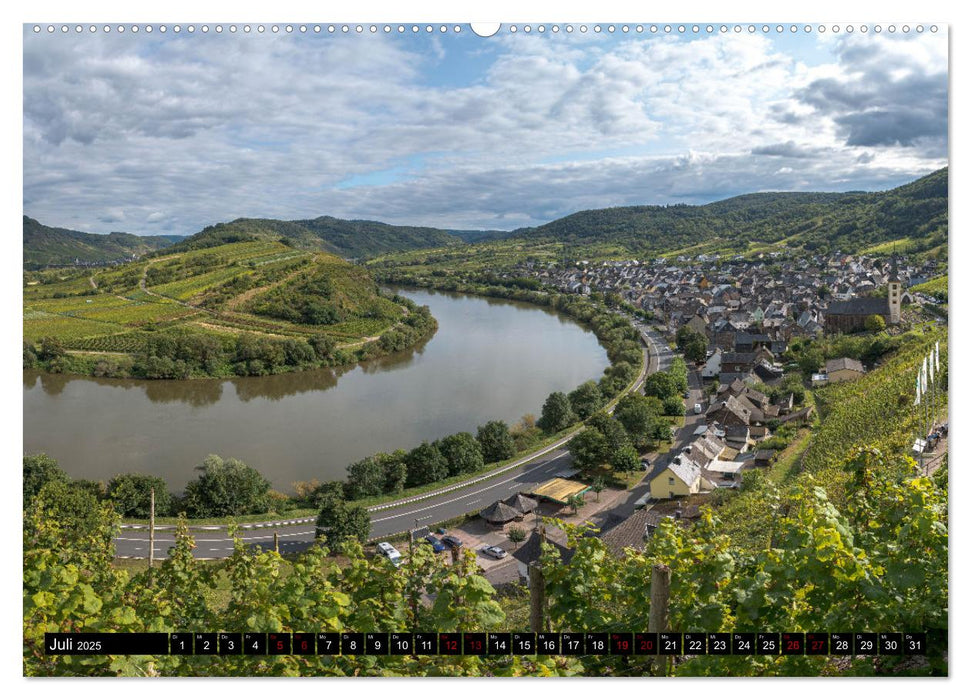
[23,288,609,491]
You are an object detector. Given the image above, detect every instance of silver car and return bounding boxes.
[479,545,508,559]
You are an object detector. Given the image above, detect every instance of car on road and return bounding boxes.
[479,545,508,560]
[694,403,703,414]
[376,542,402,567]
[423,535,447,553]
[441,535,464,549]
[640,458,651,471]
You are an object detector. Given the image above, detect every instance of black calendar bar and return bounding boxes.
[43,631,933,656]
[44,633,169,655]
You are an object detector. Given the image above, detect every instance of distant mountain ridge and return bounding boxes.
[510,167,948,258]
[168,216,463,260]
[23,216,185,269]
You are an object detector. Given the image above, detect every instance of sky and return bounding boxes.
[22,24,948,235]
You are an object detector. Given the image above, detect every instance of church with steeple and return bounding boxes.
[823,256,903,334]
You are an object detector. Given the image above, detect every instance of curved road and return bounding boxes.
[114,322,672,560]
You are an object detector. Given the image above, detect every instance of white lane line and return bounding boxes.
[508,484,521,490]
[115,530,317,545]
[466,499,481,506]
[372,452,572,523]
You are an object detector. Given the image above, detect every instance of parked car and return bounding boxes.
[639,458,651,471]
[441,535,464,549]
[694,403,703,414]
[376,542,402,567]
[479,545,508,560]
[423,535,446,553]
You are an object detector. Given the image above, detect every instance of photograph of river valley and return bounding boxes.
[21,19,949,681]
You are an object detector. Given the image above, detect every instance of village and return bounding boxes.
[388,251,945,587]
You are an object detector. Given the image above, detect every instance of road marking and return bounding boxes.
[372,453,573,523]
[508,484,521,490]
[466,499,481,506]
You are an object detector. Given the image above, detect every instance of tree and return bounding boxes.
[182,454,272,517]
[380,450,408,494]
[566,493,585,514]
[23,453,68,503]
[437,432,484,477]
[568,427,610,473]
[476,420,516,463]
[405,441,448,487]
[668,357,690,394]
[315,493,370,547]
[614,394,661,448]
[865,314,887,332]
[663,396,686,416]
[568,381,604,420]
[676,327,708,363]
[537,391,577,434]
[588,411,633,464]
[507,525,527,548]
[611,444,640,477]
[346,455,385,500]
[643,371,677,400]
[106,473,172,518]
[797,348,824,377]
[591,476,606,502]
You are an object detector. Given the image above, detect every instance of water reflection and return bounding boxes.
[25,289,609,488]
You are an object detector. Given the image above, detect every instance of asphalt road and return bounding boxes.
[114,324,672,560]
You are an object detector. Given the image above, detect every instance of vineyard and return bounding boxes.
[23,240,418,377]
[805,327,947,501]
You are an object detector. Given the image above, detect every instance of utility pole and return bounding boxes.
[274,531,279,554]
[148,487,155,573]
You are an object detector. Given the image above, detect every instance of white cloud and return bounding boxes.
[23,28,948,234]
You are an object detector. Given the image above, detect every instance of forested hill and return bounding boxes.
[23,216,185,269]
[167,216,462,260]
[511,168,948,259]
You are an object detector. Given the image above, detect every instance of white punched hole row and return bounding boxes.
[31,24,939,36]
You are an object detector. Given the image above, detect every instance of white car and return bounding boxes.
[479,545,508,560]
[694,403,703,414]
[376,541,402,567]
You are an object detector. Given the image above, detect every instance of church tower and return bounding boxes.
[887,255,902,324]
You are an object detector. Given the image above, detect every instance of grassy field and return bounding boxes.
[24,240,410,358]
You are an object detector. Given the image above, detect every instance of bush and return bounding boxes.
[182,454,272,517]
[23,453,68,503]
[662,396,685,416]
[106,473,172,518]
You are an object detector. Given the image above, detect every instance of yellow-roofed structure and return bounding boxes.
[530,478,590,505]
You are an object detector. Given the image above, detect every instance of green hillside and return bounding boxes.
[167,216,461,260]
[23,216,185,269]
[23,239,435,379]
[512,168,948,259]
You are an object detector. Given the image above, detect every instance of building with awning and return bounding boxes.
[529,477,590,505]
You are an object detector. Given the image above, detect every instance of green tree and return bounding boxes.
[797,348,824,377]
[614,394,662,448]
[568,427,610,473]
[182,454,272,517]
[23,453,68,503]
[508,525,527,548]
[865,314,887,332]
[612,443,640,477]
[437,432,484,477]
[315,493,371,547]
[106,473,172,518]
[591,476,607,502]
[476,420,516,463]
[537,391,577,434]
[405,441,448,487]
[676,327,708,363]
[663,396,686,416]
[380,450,408,494]
[566,493,585,514]
[668,357,690,394]
[568,380,604,420]
[643,370,677,400]
[346,455,385,500]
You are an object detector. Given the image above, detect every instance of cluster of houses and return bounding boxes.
[644,376,818,500]
[513,252,936,341]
